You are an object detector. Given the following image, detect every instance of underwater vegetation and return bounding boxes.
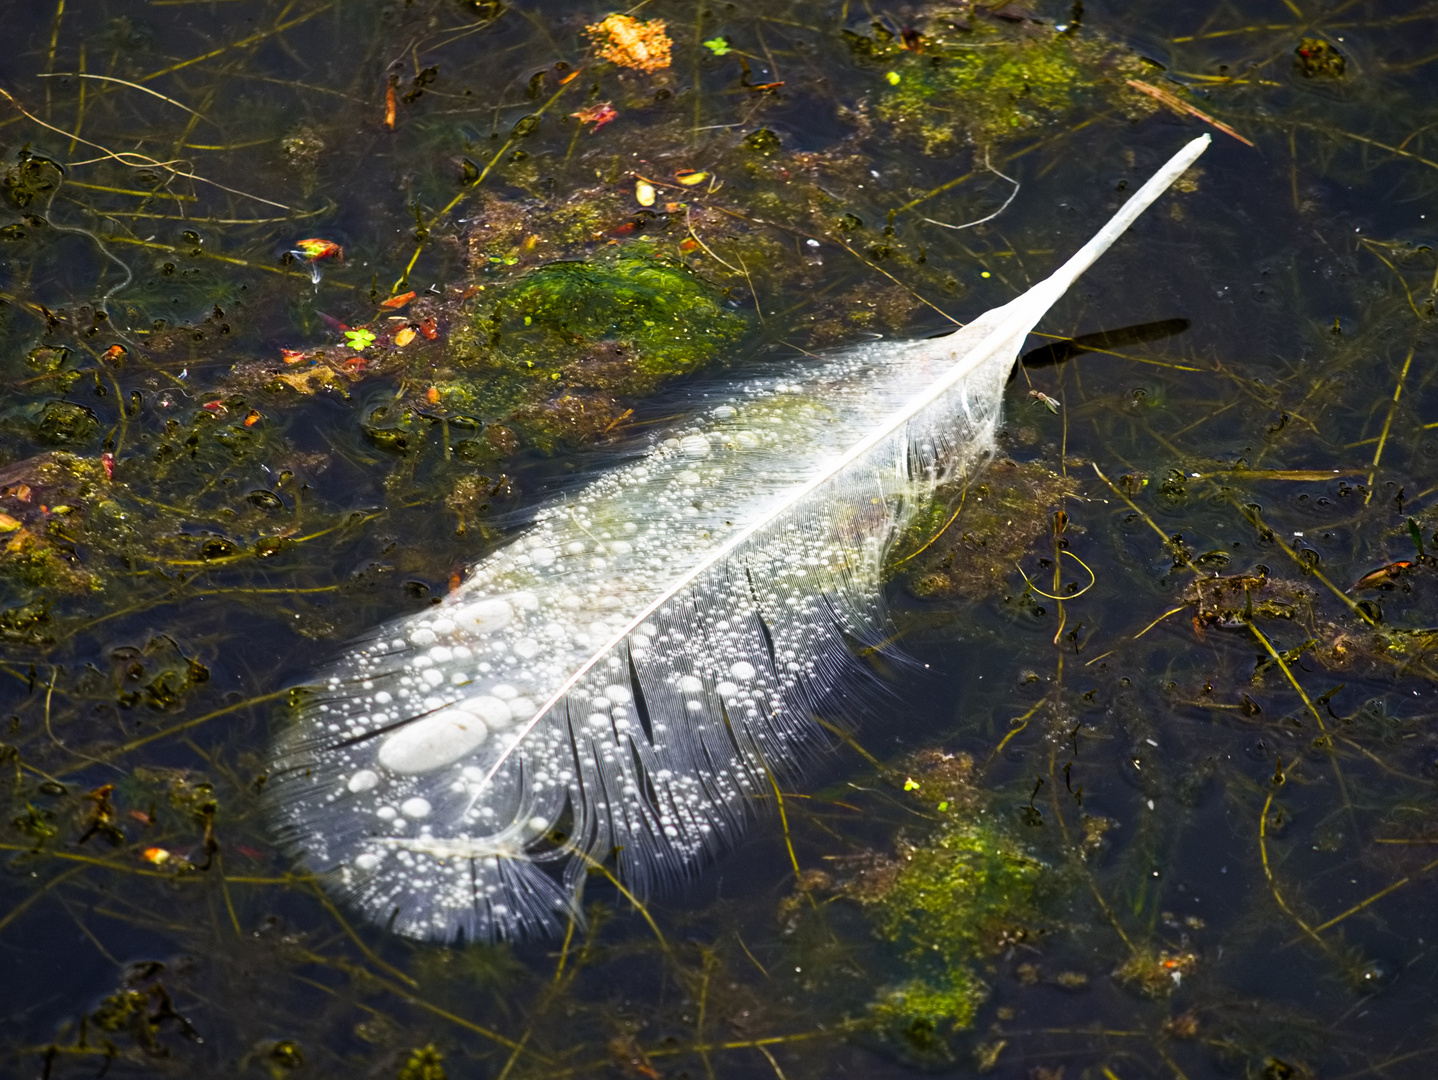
[0,0,1435,1076]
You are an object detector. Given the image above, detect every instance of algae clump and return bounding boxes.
[447,248,749,447]
[855,14,1150,153]
[837,752,1045,1048]
[469,249,746,388]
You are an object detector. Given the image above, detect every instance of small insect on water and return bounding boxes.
[1029,389,1061,413]
[269,136,1212,944]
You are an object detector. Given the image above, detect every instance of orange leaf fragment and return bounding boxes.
[280,348,308,364]
[559,68,582,85]
[293,238,343,261]
[586,14,672,73]
[385,77,398,130]
[426,385,441,404]
[394,326,417,347]
[142,847,172,865]
[381,290,417,309]
[1349,561,1413,591]
[244,409,261,427]
[100,344,127,364]
[572,101,618,131]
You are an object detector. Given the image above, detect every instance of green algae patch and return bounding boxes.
[444,249,749,447]
[479,250,746,385]
[855,14,1152,153]
[834,752,1046,1051]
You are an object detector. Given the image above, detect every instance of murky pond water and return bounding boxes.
[2,0,1437,1076]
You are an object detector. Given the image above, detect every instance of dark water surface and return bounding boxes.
[1,0,1437,1076]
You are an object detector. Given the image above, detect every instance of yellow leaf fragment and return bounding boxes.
[635,179,657,207]
[275,363,346,395]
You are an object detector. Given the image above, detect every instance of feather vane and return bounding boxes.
[270,136,1210,941]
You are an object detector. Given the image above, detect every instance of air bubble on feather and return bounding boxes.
[377,708,490,774]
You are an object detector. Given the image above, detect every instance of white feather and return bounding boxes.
[270,136,1209,941]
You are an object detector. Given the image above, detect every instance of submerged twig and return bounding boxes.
[920,150,1020,231]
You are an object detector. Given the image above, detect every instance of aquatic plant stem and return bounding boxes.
[1239,504,1377,627]
[1310,853,1438,935]
[392,76,580,292]
[1245,619,1355,823]
[1365,346,1415,501]
[1258,785,1326,950]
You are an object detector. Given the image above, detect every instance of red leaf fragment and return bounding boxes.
[280,348,308,364]
[572,101,618,131]
[101,453,114,480]
[381,290,417,309]
[418,317,438,340]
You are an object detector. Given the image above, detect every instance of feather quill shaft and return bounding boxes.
[271,136,1209,941]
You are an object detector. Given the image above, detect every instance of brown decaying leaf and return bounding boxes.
[1126,79,1254,147]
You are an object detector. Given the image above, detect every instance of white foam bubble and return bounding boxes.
[513,637,540,659]
[716,681,739,697]
[604,684,633,705]
[455,598,514,634]
[530,547,556,567]
[490,684,518,700]
[458,695,518,731]
[679,675,703,694]
[730,661,757,681]
[347,769,379,793]
[679,434,711,459]
[401,797,432,819]
[377,709,491,774]
[354,852,380,871]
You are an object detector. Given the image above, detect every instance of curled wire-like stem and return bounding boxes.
[920,149,1020,231]
[1016,549,1096,601]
